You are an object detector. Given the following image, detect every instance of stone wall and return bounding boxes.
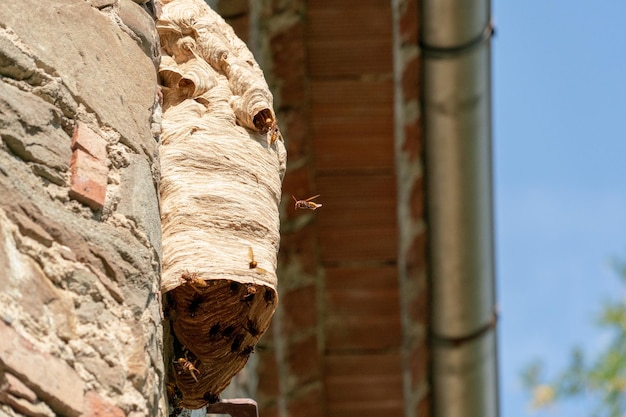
[0,1,164,416]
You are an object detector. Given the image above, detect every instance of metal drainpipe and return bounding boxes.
[420,1,499,417]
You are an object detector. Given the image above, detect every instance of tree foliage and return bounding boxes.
[522,260,626,417]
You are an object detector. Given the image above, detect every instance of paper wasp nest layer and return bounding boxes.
[157,0,286,409]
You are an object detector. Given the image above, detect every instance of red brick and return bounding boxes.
[318,227,397,265]
[314,174,396,230]
[407,282,428,328]
[225,14,249,44]
[282,107,311,162]
[71,122,107,161]
[83,391,125,417]
[69,149,108,210]
[405,232,428,328]
[286,335,321,389]
[410,176,425,221]
[324,266,402,351]
[415,392,431,417]
[217,0,248,17]
[307,9,391,42]
[286,385,324,417]
[326,287,400,317]
[307,38,392,79]
[405,231,427,282]
[409,340,429,390]
[307,6,393,78]
[257,348,280,400]
[310,80,394,171]
[402,116,423,162]
[311,80,393,109]
[270,0,305,15]
[326,314,401,351]
[402,53,420,102]
[258,402,279,417]
[279,74,308,111]
[315,174,397,264]
[324,354,404,417]
[271,22,307,107]
[325,266,397,290]
[399,0,419,44]
[308,0,389,8]
[282,285,317,335]
[278,224,318,277]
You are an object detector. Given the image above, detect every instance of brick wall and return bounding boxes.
[221,0,429,416]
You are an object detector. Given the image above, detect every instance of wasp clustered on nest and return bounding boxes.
[165,271,278,409]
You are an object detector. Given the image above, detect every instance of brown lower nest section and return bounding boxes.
[165,279,277,409]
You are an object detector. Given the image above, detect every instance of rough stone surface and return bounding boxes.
[0,392,56,417]
[0,0,164,415]
[0,0,158,159]
[118,0,160,69]
[2,373,37,404]
[0,34,37,81]
[83,391,126,417]
[0,81,70,172]
[117,154,162,257]
[0,321,85,417]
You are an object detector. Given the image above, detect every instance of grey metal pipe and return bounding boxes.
[420,1,498,416]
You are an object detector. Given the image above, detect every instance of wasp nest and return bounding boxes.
[157,0,286,409]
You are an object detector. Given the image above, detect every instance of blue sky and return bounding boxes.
[493,1,626,416]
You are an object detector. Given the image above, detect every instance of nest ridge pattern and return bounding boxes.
[158,0,286,409]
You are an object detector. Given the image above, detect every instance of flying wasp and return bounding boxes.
[292,194,322,210]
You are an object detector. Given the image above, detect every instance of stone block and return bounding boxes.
[0,0,157,158]
[90,0,118,8]
[80,355,126,395]
[118,0,160,68]
[83,391,125,417]
[117,154,161,255]
[0,392,56,417]
[2,372,37,403]
[0,81,70,172]
[7,211,54,247]
[0,321,85,417]
[0,31,37,80]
